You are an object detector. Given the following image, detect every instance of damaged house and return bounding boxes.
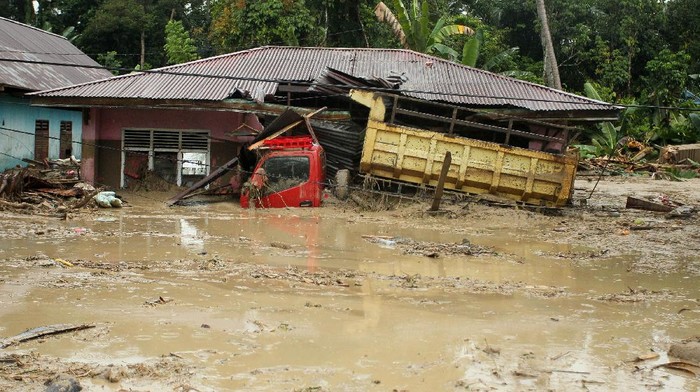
[28,46,620,204]
[0,17,113,171]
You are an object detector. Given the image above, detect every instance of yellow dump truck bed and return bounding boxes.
[352,90,578,207]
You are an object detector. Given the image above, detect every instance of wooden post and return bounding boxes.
[429,151,451,211]
[448,107,458,135]
[505,119,513,145]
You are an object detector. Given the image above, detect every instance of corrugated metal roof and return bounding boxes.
[33,46,615,112]
[0,17,113,91]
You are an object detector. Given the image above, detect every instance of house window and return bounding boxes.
[60,121,73,158]
[34,120,49,161]
[121,129,210,188]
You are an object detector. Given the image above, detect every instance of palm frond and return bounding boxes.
[432,23,473,43]
[483,47,518,71]
[419,0,430,49]
[583,82,603,101]
[431,43,459,60]
[375,2,409,49]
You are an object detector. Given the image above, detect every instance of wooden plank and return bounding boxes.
[247,107,326,151]
[1,324,95,349]
[448,107,458,135]
[165,157,239,206]
[660,144,700,164]
[430,151,452,211]
[625,196,675,213]
[247,120,303,151]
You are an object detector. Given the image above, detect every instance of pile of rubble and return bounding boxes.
[578,142,700,179]
[0,157,99,216]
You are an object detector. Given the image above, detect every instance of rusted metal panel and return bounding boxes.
[354,91,578,207]
[33,47,618,116]
[0,17,112,92]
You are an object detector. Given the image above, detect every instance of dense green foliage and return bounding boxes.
[2,0,698,147]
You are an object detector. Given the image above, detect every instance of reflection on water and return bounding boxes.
[179,219,204,254]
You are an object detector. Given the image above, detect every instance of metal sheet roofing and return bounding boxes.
[33,46,615,112]
[0,17,113,91]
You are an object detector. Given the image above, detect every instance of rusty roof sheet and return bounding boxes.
[0,17,113,92]
[33,46,615,112]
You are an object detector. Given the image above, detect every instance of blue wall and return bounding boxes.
[0,94,83,171]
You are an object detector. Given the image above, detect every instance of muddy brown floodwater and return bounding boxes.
[1,176,699,391]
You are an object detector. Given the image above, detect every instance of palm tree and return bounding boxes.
[535,0,561,89]
[374,0,473,60]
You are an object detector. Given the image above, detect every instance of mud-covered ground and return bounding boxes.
[0,175,699,391]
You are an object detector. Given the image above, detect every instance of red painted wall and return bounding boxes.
[81,107,256,186]
[97,107,245,140]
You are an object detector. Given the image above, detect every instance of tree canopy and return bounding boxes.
[1,0,698,146]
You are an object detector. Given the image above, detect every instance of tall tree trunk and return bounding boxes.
[23,0,33,24]
[140,30,145,69]
[535,0,561,90]
[357,4,370,47]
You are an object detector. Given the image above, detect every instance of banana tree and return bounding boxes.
[575,82,634,158]
[375,0,473,60]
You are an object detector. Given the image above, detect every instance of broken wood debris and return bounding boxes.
[166,157,239,206]
[362,234,494,257]
[625,196,676,213]
[652,361,700,377]
[0,323,95,349]
[429,151,451,212]
[659,143,700,164]
[249,265,357,287]
[628,352,661,363]
[144,296,174,306]
[0,159,99,215]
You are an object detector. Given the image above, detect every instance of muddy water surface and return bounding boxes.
[1,198,698,391]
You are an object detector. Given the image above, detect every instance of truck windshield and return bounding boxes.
[262,156,310,193]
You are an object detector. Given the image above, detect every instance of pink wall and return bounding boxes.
[81,107,258,185]
[97,107,246,141]
[80,108,99,184]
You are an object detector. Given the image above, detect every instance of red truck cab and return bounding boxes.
[240,135,326,208]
